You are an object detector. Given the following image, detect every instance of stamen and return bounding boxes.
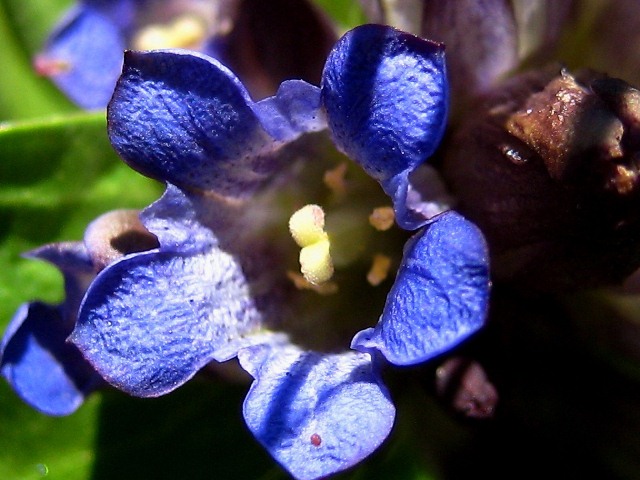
[368,206,395,231]
[286,271,338,295]
[323,162,348,198]
[133,14,208,51]
[289,204,334,285]
[367,254,392,286]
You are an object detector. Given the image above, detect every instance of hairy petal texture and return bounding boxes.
[140,184,237,253]
[71,247,278,397]
[352,211,490,365]
[1,302,103,416]
[108,50,325,197]
[239,344,395,480]
[321,24,448,230]
[38,4,126,109]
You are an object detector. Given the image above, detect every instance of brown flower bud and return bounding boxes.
[435,357,498,419]
[443,69,640,291]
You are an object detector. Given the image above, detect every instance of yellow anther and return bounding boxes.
[368,206,395,231]
[133,14,208,51]
[300,239,334,285]
[289,205,334,285]
[323,162,348,198]
[289,204,328,247]
[367,254,392,286]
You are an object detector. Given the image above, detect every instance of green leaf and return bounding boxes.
[0,382,101,480]
[0,111,162,326]
[1,0,73,55]
[91,379,284,480]
[313,0,366,30]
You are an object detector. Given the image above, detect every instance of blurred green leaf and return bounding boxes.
[91,378,283,480]
[0,382,100,480]
[313,0,366,30]
[0,0,76,119]
[1,0,72,55]
[0,111,162,326]
[563,289,640,381]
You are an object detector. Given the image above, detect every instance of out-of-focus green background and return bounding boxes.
[2,1,640,479]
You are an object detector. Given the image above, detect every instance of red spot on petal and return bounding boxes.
[310,433,322,447]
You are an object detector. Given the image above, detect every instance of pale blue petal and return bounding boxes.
[71,247,279,397]
[239,344,395,480]
[252,80,327,140]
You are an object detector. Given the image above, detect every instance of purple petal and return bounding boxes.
[321,24,448,230]
[108,50,324,197]
[352,211,490,365]
[239,344,395,480]
[70,247,280,397]
[36,4,125,109]
[1,302,103,416]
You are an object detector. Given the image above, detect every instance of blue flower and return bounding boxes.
[0,210,158,415]
[35,24,489,478]
[35,0,336,109]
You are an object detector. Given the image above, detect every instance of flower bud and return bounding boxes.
[443,69,640,291]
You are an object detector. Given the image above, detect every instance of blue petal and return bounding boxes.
[26,242,96,321]
[70,248,283,397]
[352,211,490,365]
[37,4,126,109]
[1,302,103,416]
[239,344,395,480]
[252,80,326,140]
[108,50,325,197]
[139,184,221,253]
[321,24,448,229]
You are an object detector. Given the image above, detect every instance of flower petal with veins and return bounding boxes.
[239,344,395,480]
[322,24,448,229]
[352,211,490,365]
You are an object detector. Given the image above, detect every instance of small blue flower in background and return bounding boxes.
[0,210,159,415]
[59,24,490,478]
[35,0,336,109]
